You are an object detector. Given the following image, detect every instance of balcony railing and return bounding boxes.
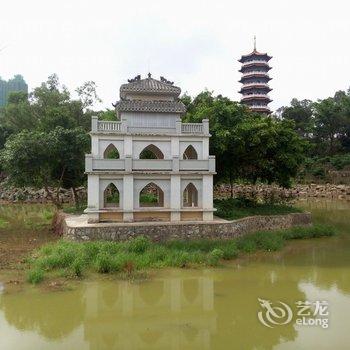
[91,117,209,135]
[250,105,270,109]
[242,94,271,100]
[242,60,269,66]
[86,155,216,172]
[97,121,122,132]
[242,71,269,77]
[241,82,269,89]
[181,123,203,134]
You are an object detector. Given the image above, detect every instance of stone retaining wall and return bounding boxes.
[215,184,350,200]
[62,212,312,242]
[1,182,349,203]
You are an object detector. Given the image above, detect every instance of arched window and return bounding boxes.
[139,144,164,159]
[183,183,198,207]
[139,182,164,207]
[103,144,120,159]
[104,183,120,207]
[183,145,198,159]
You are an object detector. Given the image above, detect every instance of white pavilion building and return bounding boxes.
[85,74,215,223]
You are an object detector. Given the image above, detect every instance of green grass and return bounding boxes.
[0,204,55,231]
[27,268,45,284]
[62,204,86,215]
[214,197,302,220]
[0,218,9,229]
[27,224,335,283]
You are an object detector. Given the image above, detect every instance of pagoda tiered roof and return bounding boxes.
[120,74,181,99]
[115,74,186,114]
[239,84,272,94]
[241,95,272,103]
[238,49,272,63]
[238,40,272,114]
[239,73,272,83]
[239,62,271,73]
[115,100,186,114]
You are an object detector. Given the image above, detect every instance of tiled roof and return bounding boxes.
[120,75,181,98]
[115,100,186,114]
[238,50,272,62]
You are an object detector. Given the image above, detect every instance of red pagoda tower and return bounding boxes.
[238,37,272,114]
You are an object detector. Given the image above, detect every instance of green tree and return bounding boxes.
[313,96,345,155]
[279,98,314,137]
[183,91,307,193]
[97,109,116,121]
[1,127,89,208]
[228,117,307,188]
[1,91,36,133]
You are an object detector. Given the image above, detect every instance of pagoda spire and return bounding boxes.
[238,42,273,114]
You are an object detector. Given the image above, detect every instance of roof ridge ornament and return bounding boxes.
[160,76,174,85]
[127,75,141,83]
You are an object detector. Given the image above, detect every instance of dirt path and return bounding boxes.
[0,228,58,269]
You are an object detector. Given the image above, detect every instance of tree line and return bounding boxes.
[277,90,350,180]
[0,75,99,207]
[0,74,348,207]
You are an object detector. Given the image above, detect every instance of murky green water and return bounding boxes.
[0,199,349,350]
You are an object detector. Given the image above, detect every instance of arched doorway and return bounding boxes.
[139,144,164,159]
[103,144,120,159]
[183,145,198,159]
[104,183,120,207]
[183,183,198,207]
[139,182,164,207]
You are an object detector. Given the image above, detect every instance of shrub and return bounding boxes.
[221,241,239,259]
[207,248,224,266]
[95,252,113,273]
[72,258,84,277]
[282,224,335,239]
[127,236,151,253]
[27,268,44,284]
[237,237,257,253]
[168,251,191,268]
[253,231,284,251]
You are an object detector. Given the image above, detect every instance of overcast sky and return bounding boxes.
[1,0,349,111]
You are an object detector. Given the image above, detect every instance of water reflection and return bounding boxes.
[0,199,348,349]
[83,275,216,349]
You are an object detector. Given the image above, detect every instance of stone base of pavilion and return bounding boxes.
[61,212,312,242]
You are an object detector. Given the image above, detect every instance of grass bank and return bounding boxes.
[26,224,335,284]
[214,198,302,220]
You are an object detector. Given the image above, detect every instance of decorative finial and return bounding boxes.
[254,35,256,51]
[148,72,152,78]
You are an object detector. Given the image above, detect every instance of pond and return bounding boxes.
[0,199,349,349]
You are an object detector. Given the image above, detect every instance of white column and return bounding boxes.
[202,175,213,221]
[91,135,99,157]
[175,119,182,134]
[87,174,99,223]
[123,174,134,221]
[202,118,209,135]
[91,115,98,132]
[87,174,99,209]
[124,135,132,157]
[202,137,209,159]
[170,175,181,221]
[171,136,180,157]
